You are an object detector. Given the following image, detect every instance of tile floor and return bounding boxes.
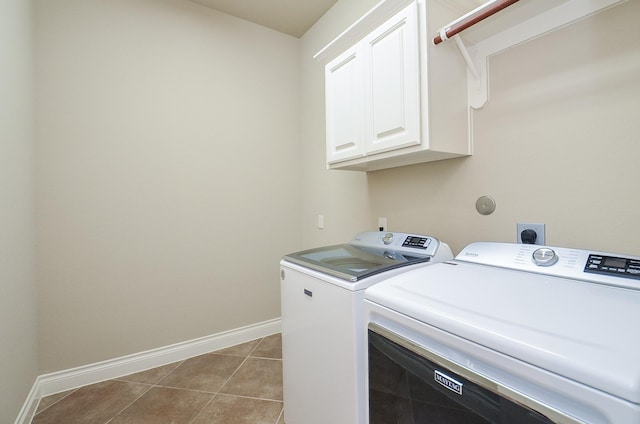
[31,334,284,424]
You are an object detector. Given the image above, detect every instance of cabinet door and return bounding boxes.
[325,46,365,164]
[363,1,420,155]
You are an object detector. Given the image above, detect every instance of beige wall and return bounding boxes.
[299,0,379,248]
[0,0,39,421]
[302,0,640,256]
[35,0,301,372]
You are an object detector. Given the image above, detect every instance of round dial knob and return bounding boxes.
[382,233,394,245]
[532,248,558,267]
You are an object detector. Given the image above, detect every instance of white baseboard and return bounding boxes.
[15,318,281,424]
[14,379,41,424]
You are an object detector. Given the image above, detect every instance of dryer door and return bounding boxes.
[368,327,579,424]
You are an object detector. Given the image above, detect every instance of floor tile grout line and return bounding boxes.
[32,334,283,424]
[185,336,277,424]
[215,336,265,394]
[150,383,219,395]
[103,382,155,424]
[116,335,278,422]
[144,336,266,392]
[144,359,187,388]
[249,335,283,360]
[149,372,285,400]
[143,383,285,403]
[107,335,279,388]
[201,335,266,359]
[32,387,79,417]
[248,355,283,362]
[141,336,278,423]
[185,393,284,424]
[214,393,284,403]
[187,392,219,424]
[248,336,266,356]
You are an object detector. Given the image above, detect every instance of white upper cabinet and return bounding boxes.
[363,2,420,156]
[317,0,471,172]
[325,45,365,163]
[317,0,627,171]
[325,3,420,165]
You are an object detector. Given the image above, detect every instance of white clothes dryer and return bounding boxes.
[365,242,640,423]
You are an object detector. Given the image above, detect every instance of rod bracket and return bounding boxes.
[452,36,489,109]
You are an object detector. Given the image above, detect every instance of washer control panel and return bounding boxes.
[402,236,432,250]
[585,254,640,280]
[350,231,448,259]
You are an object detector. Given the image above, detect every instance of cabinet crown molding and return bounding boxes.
[314,0,414,63]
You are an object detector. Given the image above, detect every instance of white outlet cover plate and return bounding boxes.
[517,223,545,245]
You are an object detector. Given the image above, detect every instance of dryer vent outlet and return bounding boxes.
[517,223,545,245]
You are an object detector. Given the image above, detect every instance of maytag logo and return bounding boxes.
[434,370,463,395]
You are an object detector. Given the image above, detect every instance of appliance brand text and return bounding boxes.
[435,370,463,395]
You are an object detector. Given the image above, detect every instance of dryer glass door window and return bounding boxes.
[368,329,556,424]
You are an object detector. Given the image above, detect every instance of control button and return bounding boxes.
[382,233,394,245]
[532,248,558,267]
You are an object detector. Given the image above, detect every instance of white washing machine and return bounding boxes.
[364,242,640,423]
[280,231,453,424]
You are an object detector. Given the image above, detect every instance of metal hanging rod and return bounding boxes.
[433,0,520,45]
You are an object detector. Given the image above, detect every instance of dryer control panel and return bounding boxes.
[456,242,640,290]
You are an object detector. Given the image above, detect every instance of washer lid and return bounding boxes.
[364,261,640,404]
[283,244,430,282]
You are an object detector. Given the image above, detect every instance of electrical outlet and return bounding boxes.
[517,223,545,245]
